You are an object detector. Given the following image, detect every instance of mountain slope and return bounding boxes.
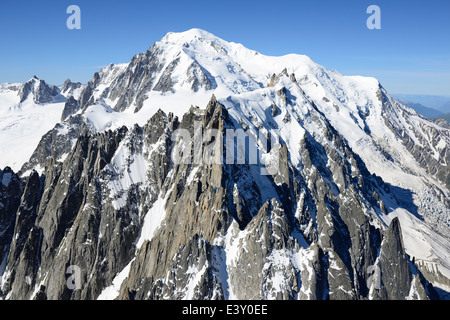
[0,78,67,171]
[393,94,450,114]
[0,28,449,300]
[396,100,443,119]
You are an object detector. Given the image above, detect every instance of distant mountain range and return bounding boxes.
[393,94,450,121]
[396,100,444,118]
[392,94,450,124]
[438,113,450,122]
[393,94,450,113]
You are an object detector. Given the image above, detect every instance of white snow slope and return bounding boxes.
[0,83,66,172]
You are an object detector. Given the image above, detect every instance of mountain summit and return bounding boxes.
[0,29,449,300]
[18,76,64,105]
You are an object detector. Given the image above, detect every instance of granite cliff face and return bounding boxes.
[18,76,62,105]
[0,29,449,300]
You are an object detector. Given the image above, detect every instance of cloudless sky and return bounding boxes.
[0,0,449,95]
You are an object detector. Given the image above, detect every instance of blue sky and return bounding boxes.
[0,0,449,95]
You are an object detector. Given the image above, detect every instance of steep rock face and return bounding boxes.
[60,79,83,99]
[225,199,302,300]
[378,89,450,191]
[375,218,413,299]
[20,115,87,175]
[186,61,216,93]
[0,167,23,297]
[105,47,166,112]
[117,99,232,299]
[18,77,61,104]
[111,98,430,300]
[4,171,43,299]
[368,217,432,300]
[0,110,175,299]
[61,96,81,121]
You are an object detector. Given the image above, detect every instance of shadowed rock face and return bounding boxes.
[376,218,413,300]
[0,167,23,297]
[61,96,81,122]
[378,89,450,192]
[18,77,61,105]
[103,45,167,113]
[0,96,437,300]
[61,79,83,98]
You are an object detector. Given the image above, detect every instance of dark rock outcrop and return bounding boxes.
[18,76,61,104]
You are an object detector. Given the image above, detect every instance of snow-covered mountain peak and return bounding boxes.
[60,79,85,100]
[18,76,64,105]
[22,75,42,89]
[0,82,21,92]
[0,76,67,172]
[160,28,221,45]
[23,75,46,86]
[151,29,263,96]
[144,29,383,113]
